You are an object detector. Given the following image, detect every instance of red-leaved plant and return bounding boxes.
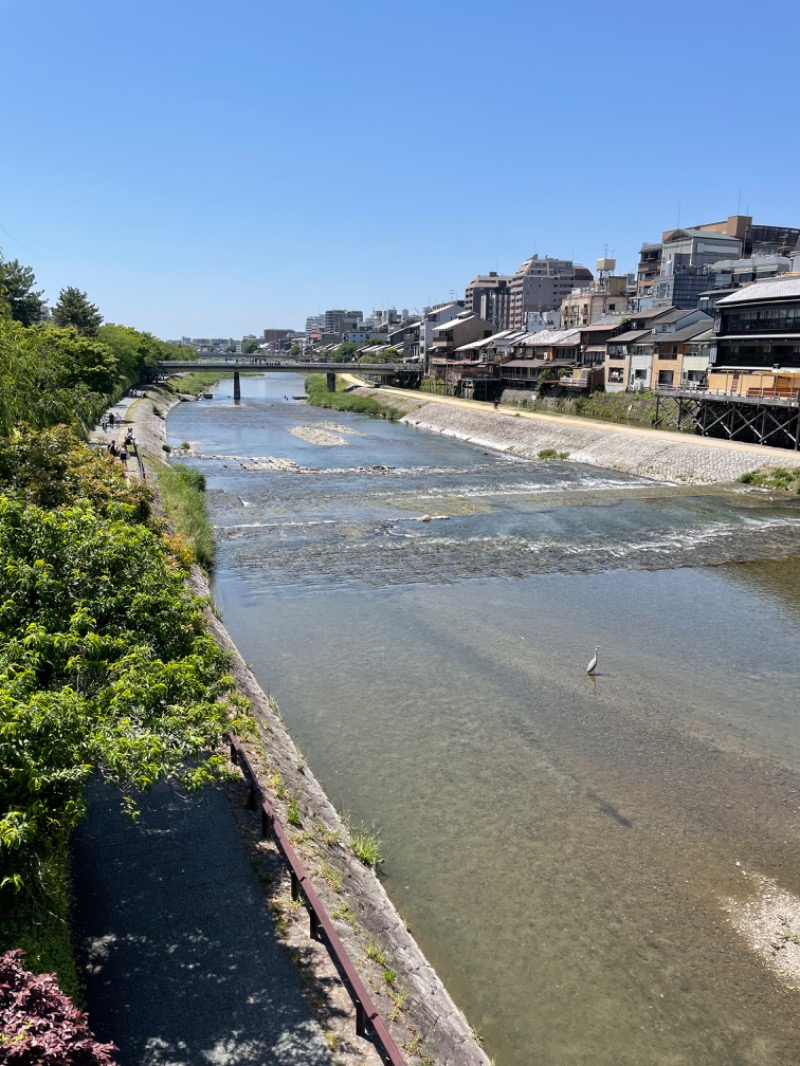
[0,950,118,1064]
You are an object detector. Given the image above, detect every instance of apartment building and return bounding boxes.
[637,216,800,305]
[507,254,593,330]
[419,301,464,373]
[323,309,364,333]
[560,276,628,328]
[464,272,512,331]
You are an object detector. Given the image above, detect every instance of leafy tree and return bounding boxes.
[330,341,360,363]
[290,342,300,356]
[52,287,103,336]
[0,428,249,906]
[242,338,259,355]
[0,316,187,436]
[0,320,107,435]
[359,347,397,364]
[1,318,129,435]
[0,258,46,326]
[0,492,244,894]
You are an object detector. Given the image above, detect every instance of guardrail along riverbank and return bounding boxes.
[228,734,406,1065]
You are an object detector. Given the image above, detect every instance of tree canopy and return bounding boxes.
[0,258,46,327]
[52,287,103,336]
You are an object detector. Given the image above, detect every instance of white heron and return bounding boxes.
[586,646,599,675]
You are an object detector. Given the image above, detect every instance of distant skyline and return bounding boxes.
[2,0,798,338]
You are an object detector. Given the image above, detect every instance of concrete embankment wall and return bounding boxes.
[396,399,800,485]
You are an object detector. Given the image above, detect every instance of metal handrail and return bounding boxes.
[134,443,146,480]
[227,733,406,1066]
[655,385,800,406]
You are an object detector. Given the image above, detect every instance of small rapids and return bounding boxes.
[218,513,800,590]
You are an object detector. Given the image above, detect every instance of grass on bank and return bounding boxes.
[343,816,384,869]
[157,464,215,569]
[305,374,405,421]
[162,371,225,396]
[739,466,800,492]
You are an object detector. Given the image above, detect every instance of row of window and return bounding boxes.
[719,304,800,334]
[717,343,800,368]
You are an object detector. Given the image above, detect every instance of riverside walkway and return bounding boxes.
[76,394,336,1064]
[71,775,334,1066]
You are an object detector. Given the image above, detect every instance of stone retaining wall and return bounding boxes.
[384,395,800,485]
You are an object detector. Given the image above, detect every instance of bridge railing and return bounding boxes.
[227,733,406,1066]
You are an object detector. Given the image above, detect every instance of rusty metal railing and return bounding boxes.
[227,733,406,1066]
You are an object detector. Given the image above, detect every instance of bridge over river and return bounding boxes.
[157,359,422,397]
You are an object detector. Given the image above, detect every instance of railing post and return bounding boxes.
[260,805,272,839]
[310,909,321,941]
[291,871,300,901]
[356,1001,367,1038]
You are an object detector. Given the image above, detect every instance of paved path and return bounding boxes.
[72,776,334,1066]
[91,394,144,476]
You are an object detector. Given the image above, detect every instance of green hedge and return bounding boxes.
[0,428,247,988]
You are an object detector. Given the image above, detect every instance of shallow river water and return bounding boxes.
[169,375,800,1065]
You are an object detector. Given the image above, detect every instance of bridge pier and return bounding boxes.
[326,372,336,393]
[233,371,241,402]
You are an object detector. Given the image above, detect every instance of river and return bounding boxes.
[168,373,800,1066]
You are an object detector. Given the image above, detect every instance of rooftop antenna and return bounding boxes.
[676,202,681,230]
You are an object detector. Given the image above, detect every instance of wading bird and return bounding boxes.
[586,646,599,675]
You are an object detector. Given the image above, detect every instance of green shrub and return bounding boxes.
[0,437,247,984]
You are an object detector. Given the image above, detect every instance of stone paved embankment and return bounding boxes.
[359,387,800,485]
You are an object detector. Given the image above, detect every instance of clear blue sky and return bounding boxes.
[2,0,798,338]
